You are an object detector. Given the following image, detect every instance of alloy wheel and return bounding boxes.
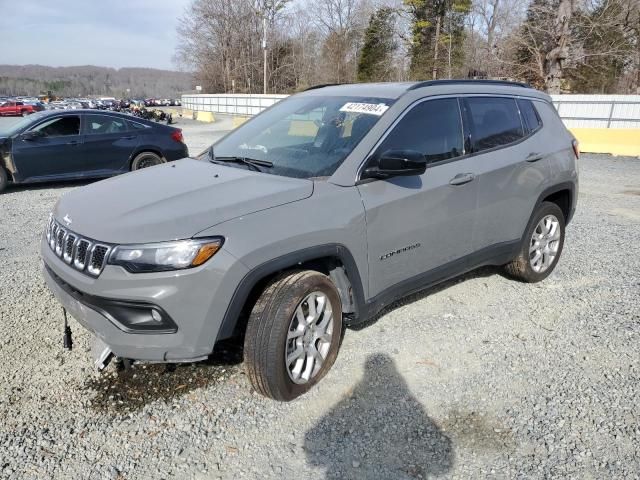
[285,291,334,385]
[529,214,561,273]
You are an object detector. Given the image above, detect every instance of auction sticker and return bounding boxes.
[339,102,389,116]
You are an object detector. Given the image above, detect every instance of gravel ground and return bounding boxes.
[0,118,638,480]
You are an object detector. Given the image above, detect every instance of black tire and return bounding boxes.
[21,110,28,117]
[244,270,343,401]
[0,167,8,193]
[505,201,565,283]
[131,151,165,171]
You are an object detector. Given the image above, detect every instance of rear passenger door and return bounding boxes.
[461,96,550,250]
[357,97,479,298]
[81,114,140,175]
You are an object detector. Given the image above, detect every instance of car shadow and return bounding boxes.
[350,266,503,331]
[304,353,454,479]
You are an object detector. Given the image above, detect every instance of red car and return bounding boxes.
[0,101,37,117]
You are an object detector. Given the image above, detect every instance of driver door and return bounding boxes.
[12,115,84,181]
[357,97,479,298]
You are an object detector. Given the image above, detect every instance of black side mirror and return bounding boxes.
[21,130,44,141]
[362,149,427,180]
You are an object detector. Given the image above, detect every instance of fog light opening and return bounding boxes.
[151,309,163,324]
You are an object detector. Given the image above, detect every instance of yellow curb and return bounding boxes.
[196,111,215,123]
[232,116,249,128]
[569,128,640,157]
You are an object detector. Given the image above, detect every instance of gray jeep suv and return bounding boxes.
[41,80,578,401]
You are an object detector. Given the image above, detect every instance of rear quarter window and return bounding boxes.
[463,97,524,153]
[517,99,542,133]
[128,121,151,130]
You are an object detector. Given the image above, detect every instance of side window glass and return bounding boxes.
[32,117,80,137]
[464,97,524,152]
[85,115,129,134]
[517,99,542,133]
[375,98,463,164]
[128,120,150,130]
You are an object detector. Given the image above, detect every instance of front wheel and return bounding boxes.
[244,270,343,401]
[505,201,565,282]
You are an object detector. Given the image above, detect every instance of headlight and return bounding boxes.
[108,237,223,273]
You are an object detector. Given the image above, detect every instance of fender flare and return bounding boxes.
[519,181,576,247]
[534,181,576,224]
[215,244,366,341]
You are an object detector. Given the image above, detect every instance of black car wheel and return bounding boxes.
[131,152,165,171]
[244,270,343,401]
[505,202,565,283]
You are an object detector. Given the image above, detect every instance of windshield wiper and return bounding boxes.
[209,154,273,172]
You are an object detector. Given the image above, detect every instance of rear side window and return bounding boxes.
[128,121,150,130]
[517,99,542,133]
[463,97,524,153]
[375,98,463,164]
[85,115,129,134]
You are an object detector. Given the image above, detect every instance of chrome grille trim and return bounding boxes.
[63,234,77,264]
[87,244,110,276]
[55,228,66,256]
[74,239,91,270]
[46,218,112,277]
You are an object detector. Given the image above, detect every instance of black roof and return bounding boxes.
[301,79,536,100]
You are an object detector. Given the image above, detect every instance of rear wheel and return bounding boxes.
[131,151,165,171]
[21,110,28,117]
[505,201,565,282]
[0,167,8,193]
[244,270,343,401]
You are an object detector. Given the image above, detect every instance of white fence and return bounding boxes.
[550,95,640,129]
[181,94,288,116]
[182,92,640,128]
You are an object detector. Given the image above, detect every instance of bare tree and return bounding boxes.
[313,0,370,83]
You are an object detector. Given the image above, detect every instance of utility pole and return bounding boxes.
[263,16,267,95]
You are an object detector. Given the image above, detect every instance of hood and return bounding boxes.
[53,159,313,244]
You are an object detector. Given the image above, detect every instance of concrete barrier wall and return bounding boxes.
[181,94,288,116]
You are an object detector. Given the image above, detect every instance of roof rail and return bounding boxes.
[303,83,343,91]
[408,79,531,90]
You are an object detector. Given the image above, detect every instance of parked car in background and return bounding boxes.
[0,110,188,192]
[0,101,38,116]
[23,101,46,112]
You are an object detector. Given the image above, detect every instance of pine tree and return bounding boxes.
[357,8,398,82]
[405,0,471,80]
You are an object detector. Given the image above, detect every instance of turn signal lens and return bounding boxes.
[191,243,221,266]
[572,139,580,160]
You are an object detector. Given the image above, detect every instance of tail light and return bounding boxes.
[571,139,580,160]
[171,129,184,143]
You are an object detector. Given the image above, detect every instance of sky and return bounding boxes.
[0,0,192,70]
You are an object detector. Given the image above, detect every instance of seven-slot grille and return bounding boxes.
[45,216,112,277]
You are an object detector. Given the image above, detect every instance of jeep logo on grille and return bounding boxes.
[63,214,72,226]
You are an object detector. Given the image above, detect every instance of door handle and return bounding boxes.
[449,173,475,186]
[526,152,544,162]
[123,135,136,140]
[66,140,80,146]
